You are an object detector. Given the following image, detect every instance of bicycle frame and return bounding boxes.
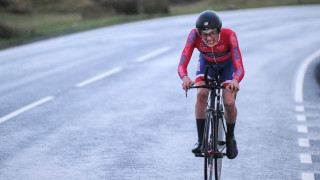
[189,65,227,180]
[202,85,224,158]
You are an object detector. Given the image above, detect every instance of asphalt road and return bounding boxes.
[1,5,320,180]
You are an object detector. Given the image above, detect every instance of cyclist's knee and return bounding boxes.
[224,100,235,110]
[223,96,236,113]
[223,94,236,110]
[197,89,209,103]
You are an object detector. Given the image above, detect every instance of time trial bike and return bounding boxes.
[190,65,227,180]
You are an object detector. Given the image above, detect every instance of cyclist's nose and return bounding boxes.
[206,35,214,41]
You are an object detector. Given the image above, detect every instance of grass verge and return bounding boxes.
[0,0,320,49]
[0,12,168,49]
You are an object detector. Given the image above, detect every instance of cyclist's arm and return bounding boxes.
[178,29,197,80]
[229,31,245,83]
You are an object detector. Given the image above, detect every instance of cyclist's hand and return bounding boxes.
[182,76,195,91]
[226,79,239,92]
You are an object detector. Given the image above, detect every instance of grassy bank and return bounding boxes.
[170,0,320,14]
[0,0,320,49]
[0,12,167,49]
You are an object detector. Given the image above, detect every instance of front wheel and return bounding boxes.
[214,154,222,180]
[203,111,214,180]
[204,155,214,180]
[214,110,226,180]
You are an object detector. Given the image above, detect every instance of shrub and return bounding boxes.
[140,0,169,14]
[98,0,140,15]
[0,0,32,14]
[168,0,200,5]
[94,0,170,15]
[0,0,10,7]
[0,23,21,39]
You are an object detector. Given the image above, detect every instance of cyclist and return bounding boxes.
[178,10,244,159]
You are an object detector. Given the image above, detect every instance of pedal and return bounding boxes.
[214,152,224,158]
[194,153,204,157]
[218,141,226,145]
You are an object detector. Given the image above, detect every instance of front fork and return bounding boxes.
[201,89,225,158]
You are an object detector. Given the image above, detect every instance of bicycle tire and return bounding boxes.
[205,154,214,180]
[214,105,226,180]
[204,111,214,180]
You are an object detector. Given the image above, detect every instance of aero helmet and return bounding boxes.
[196,10,222,35]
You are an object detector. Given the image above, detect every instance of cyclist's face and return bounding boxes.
[200,29,220,47]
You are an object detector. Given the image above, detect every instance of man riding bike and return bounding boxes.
[178,10,245,159]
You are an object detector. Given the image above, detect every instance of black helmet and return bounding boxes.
[196,10,222,35]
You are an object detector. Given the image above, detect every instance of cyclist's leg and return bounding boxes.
[195,80,209,119]
[220,57,238,159]
[192,80,208,154]
[219,57,237,126]
[195,53,215,122]
[192,54,214,155]
[222,90,237,125]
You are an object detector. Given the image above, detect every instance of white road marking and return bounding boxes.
[302,173,315,180]
[295,49,320,103]
[0,48,169,123]
[299,138,310,147]
[300,154,312,164]
[298,125,308,133]
[136,47,171,62]
[76,67,122,87]
[297,115,307,122]
[295,105,305,112]
[0,96,54,124]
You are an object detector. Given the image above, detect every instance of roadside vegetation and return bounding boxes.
[0,0,319,49]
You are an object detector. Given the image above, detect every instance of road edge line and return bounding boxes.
[295,49,320,103]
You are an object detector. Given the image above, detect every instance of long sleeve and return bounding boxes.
[229,31,244,82]
[178,29,197,79]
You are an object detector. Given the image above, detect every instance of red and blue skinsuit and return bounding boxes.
[178,28,245,86]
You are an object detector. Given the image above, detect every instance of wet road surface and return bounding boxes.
[1,5,320,180]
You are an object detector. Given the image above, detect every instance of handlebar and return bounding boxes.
[190,84,225,90]
[190,65,225,90]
